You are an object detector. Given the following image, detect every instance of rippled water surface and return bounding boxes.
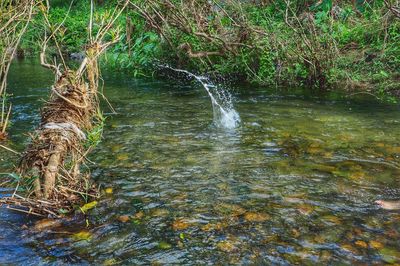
[1,60,400,265]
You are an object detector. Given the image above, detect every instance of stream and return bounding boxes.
[1,60,400,265]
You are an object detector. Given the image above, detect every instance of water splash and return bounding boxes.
[159,65,240,129]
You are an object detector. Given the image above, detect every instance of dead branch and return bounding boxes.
[40,37,62,78]
[384,0,400,18]
[129,0,257,63]
[179,43,224,58]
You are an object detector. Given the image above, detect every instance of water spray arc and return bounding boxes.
[160,65,240,129]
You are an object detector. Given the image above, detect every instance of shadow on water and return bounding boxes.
[1,60,400,264]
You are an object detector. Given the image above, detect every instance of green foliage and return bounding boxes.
[51,7,88,52]
[18,0,400,100]
[84,110,105,150]
[254,48,277,84]
[105,31,161,76]
[0,172,38,192]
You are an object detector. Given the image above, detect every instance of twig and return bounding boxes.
[0,144,20,155]
[2,103,12,134]
[0,180,10,187]
[59,185,99,198]
[5,206,45,217]
[347,91,381,100]
[51,87,89,109]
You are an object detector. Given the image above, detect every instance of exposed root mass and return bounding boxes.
[19,71,96,199]
[1,178,99,218]
[1,71,100,217]
[0,0,128,218]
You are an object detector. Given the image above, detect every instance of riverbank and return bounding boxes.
[19,1,400,102]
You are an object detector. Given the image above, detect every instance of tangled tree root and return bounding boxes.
[0,176,99,218]
[0,69,100,217]
[19,71,95,199]
[0,0,128,218]
[0,50,104,217]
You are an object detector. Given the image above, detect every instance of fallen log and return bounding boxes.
[0,0,128,217]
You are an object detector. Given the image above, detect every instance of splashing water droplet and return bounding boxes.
[158,64,240,129]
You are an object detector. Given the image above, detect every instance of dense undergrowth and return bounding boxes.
[19,0,400,101]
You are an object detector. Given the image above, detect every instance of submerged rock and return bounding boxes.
[354,240,368,249]
[158,241,172,249]
[172,218,191,230]
[379,248,400,264]
[33,218,63,231]
[201,221,227,232]
[369,240,384,249]
[72,231,92,241]
[118,215,130,223]
[116,153,129,161]
[217,240,236,252]
[244,212,270,222]
[297,204,315,216]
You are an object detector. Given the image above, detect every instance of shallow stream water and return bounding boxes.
[1,60,400,265]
